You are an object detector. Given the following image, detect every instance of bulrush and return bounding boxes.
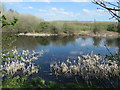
[54,64,61,75]
[61,62,68,74]
[93,55,100,61]
[70,65,79,75]
[50,53,120,80]
[66,58,71,64]
[1,49,44,77]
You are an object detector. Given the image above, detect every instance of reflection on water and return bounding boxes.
[3,35,120,50]
[2,34,120,85]
[3,35,77,49]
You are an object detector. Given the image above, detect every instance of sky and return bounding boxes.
[2,0,117,21]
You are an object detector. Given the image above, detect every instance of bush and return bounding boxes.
[50,25,59,34]
[62,23,74,34]
[93,23,101,34]
[37,22,50,33]
[107,24,117,32]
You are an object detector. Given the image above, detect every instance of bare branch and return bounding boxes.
[93,0,120,11]
[105,1,119,8]
[92,0,120,22]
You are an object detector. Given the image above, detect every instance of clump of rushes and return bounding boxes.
[50,53,120,80]
[1,49,44,77]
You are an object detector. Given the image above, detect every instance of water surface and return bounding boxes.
[4,35,120,85]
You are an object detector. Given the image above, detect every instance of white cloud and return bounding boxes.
[29,6,33,9]
[38,9,47,12]
[36,6,111,21]
[53,8,65,12]
[51,7,57,11]
[36,7,71,20]
[82,9,90,13]
[23,6,33,9]
[82,8,109,17]
[60,8,64,11]
[50,7,69,15]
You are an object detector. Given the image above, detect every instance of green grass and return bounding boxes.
[2,76,98,88]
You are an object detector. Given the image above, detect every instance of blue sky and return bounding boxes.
[3,1,116,21]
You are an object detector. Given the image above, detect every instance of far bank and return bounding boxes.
[18,31,120,38]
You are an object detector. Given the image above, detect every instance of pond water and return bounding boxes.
[3,35,120,86]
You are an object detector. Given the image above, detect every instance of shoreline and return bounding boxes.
[19,33,58,36]
[18,31,120,38]
[76,31,120,38]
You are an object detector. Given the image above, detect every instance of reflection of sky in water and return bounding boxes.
[35,37,118,58]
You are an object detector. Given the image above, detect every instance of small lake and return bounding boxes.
[3,35,120,85]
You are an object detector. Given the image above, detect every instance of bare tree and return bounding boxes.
[93,0,120,22]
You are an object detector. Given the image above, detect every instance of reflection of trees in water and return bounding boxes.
[81,37,87,41]
[116,38,120,53]
[14,36,39,49]
[91,37,119,48]
[92,37,101,46]
[3,35,39,49]
[2,32,19,50]
[105,38,120,48]
[50,36,76,46]
[3,33,119,50]
[3,35,77,49]
[116,38,120,48]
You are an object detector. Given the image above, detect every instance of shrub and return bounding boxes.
[107,24,117,32]
[50,25,59,34]
[37,22,50,33]
[62,23,74,34]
